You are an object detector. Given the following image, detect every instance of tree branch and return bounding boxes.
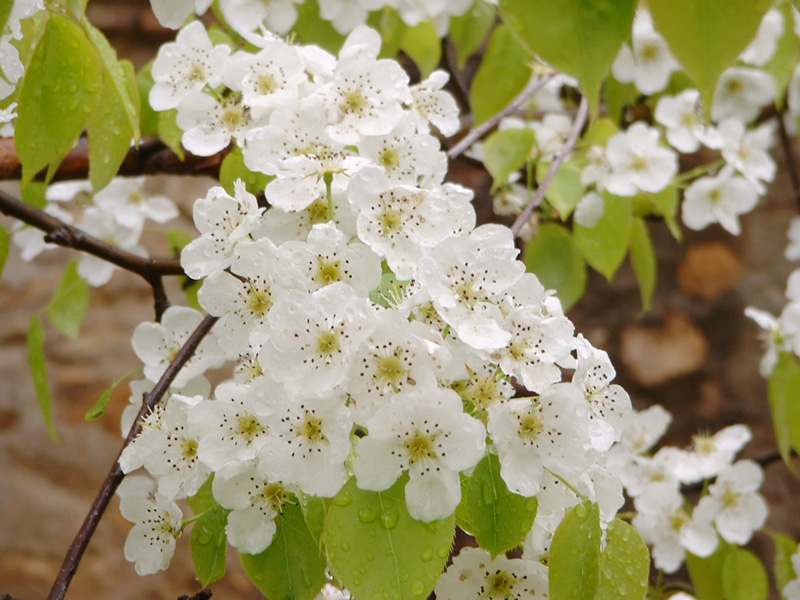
[0,188,184,277]
[47,314,219,600]
[776,111,800,212]
[0,137,229,182]
[510,96,589,238]
[446,73,557,161]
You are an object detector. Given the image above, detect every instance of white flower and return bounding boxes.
[695,460,768,544]
[435,548,549,600]
[149,0,213,29]
[408,70,460,136]
[745,306,788,377]
[177,92,258,156]
[681,166,759,235]
[256,193,358,246]
[677,425,752,483]
[605,122,678,196]
[181,181,264,279]
[120,492,183,575]
[711,67,775,123]
[718,119,776,193]
[608,405,673,475]
[487,383,594,497]
[784,551,800,599]
[131,306,225,388]
[93,177,178,229]
[654,90,722,153]
[619,447,685,497]
[739,9,783,67]
[786,217,800,261]
[573,191,606,228]
[149,21,231,111]
[219,0,300,36]
[611,9,680,94]
[581,145,610,192]
[633,483,718,573]
[354,385,486,522]
[77,207,145,286]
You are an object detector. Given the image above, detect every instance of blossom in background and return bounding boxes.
[605,122,678,196]
[681,166,759,235]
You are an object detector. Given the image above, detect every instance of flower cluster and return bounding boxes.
[120,22,639,584]
[0,0,43,136]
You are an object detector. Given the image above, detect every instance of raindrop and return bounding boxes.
[341,542,351,552]
[411,580,425,596]
[437,546,450,559]
[575,503,588,517]
[420,547,433,562]
[333,491,352,506]
[358,507,378,523]
[379,507,399,529]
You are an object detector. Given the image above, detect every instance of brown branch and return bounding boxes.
[510,96,589,238]
[0,188,184,277]
[47,314,219,600]
[177,592,213,600]
[0,137,229,183]
[147,275,171,322]
[776,111,800,212]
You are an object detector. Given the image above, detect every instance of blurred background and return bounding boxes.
[1,0,799,597]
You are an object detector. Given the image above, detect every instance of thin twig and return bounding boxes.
[147,275,171,322]
[446,73,557,161]
[47,314,219,600]
[510,96,589,238]
[0,137,229,182]
[776,111,800,212]
[0,188,184,277]
[177,591,213,600]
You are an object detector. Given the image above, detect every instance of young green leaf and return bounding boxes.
[16,14,103,189]
[764,3,800,110]
[369,7,407,59]
[292,0,346,54]
[772,532,799,593]
[768,352,800,466]
[574,193,632,281]
[85,368,141,421]
[189,474,217,514]
[629,218,656,313]
[449,0,497,68]
[499,0,637,117]
[325,476,455,600]
[240,503,327,600]
[537,161,584,219]
[136,63,160,137]
[470,25,532,125]
[721,548,768,600]
[400,21,441,79]
[191,504,229,588]
[686,541,732,600]
[549,500,601,600]
[595,519,649,600]
[648,0,773,109]
[0,224,9,281]
[158,109,185,161]
[483,128,536,187]
[28,314,59,442]
[46,261,89,340]
[0,3,14,41]
[219,148,272,196]
[167,229,202,311]
[522,222,586,311]
[465,453,537,557]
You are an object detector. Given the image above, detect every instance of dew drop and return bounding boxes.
[411,580,425,596]
[354,579,361,586]
[421,547,433,562]
[619,584,628,595]
[197,531,212,544]
[379,507,399,529]
[367,553,374,561]
[359,507,378,523]
[437,546,450,559]
[341,542,351,552]
[333,491,352,506]
[575,503,588,517]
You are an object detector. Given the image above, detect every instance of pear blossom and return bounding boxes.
[408,70,460,136]
[77,207,146,286]
[581,145,611,192]
[149,21,231,111]
[711,67,776,123]
[784,552,800,599]
[149,0,213,29]
[695,460,768,544]
[93,177,178,229]
[786,217,800,261]
[676,425,752,483]
[605,122,678,196]
[120,491,183,575]
[611,10,680,94]
[573,192,605,228]
[354,385,486,521]
[219,0,300,36]
[177,92,259,156]
[131,306,225,388]
[745,306,789,377]
[256,192,358,245]
[654,90,722,153]
[718,119,776,193]
[681,166,759,235]
[739,9,783,66]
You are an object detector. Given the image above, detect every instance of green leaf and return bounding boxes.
[465,453,537,557]
[764,3,800,110]
[483,128,536,187]
[401,21,441,78]
[549,500,601,600]
[0,2,13,36]
[46,261,89,340]
[292,0,346,54]
[648,0,773,109]
[84,23,140,191]
[499,0,637,117]
[450,0,497,68]
[240,503,327,600]
[455,473,473,534]
[220,147,272,196]
[191,502,229,587]
[574,193,632,280]
[602,76,639,124]
[768,352,800,466]
[167,229,202,311]
[771,532,799,593]
[369,8,407,59]
[537,161,584,219]
[189,475,217,514]
[22,180,47,210]
[158,109,184,161]
[595,519,649,600]
[28,314,59,442]
[629,218,656,313]
[299,493,327,549]
[136,63,160,137]
[0,224,9,281]
[687,541,732,600]
[16,14,103,189]
[470,25,532,125]
[722,548,768,600]
[523,222,586,311]
[325,476,455,600]
[85,368,141,421]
